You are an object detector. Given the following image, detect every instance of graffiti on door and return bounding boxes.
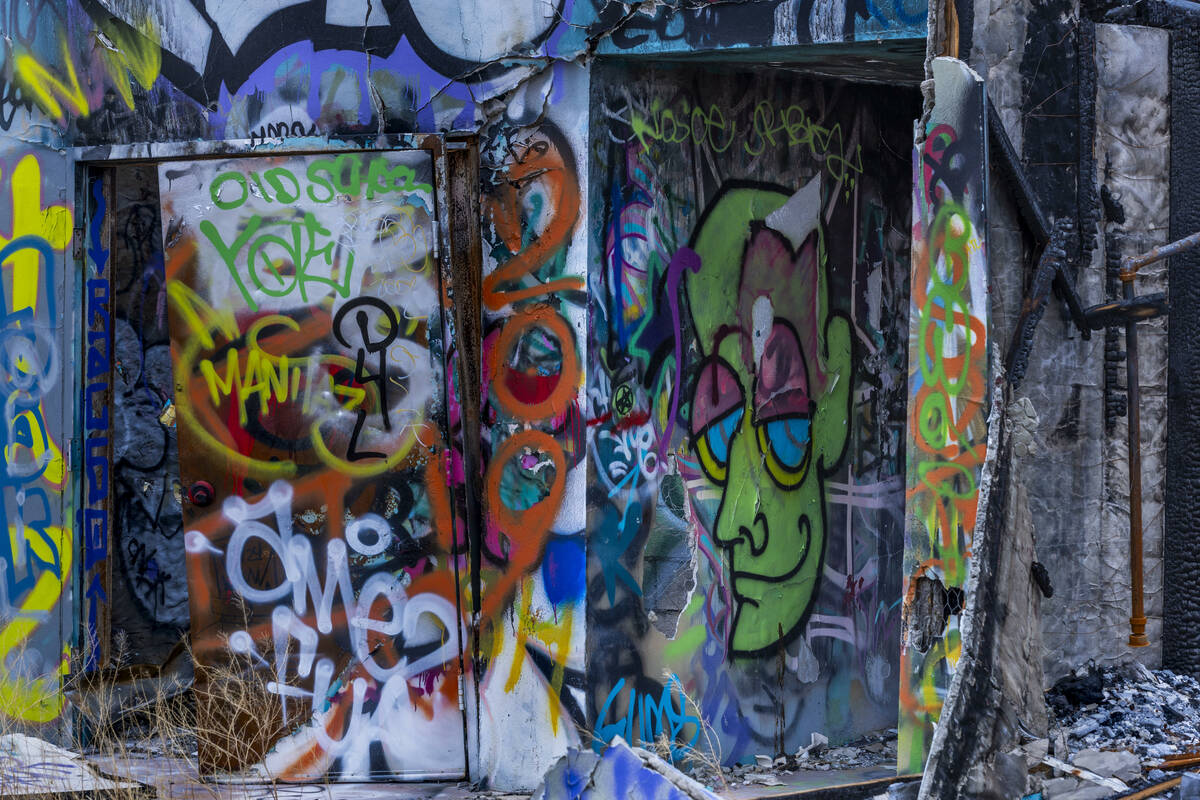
[161,149,467,779]
[0,151,71,724]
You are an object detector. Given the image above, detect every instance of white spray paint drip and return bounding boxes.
[228,630,271,669]
[765,173,822,251]
[752,296,774,365]
[184,530,222,555]
[268,606,319,724]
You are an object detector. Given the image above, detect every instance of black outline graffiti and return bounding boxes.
[81,0,565,107]
[332,296,399,462]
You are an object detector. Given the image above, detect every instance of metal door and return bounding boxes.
[158,150,466,781]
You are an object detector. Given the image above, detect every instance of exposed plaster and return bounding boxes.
[918,0,948,143]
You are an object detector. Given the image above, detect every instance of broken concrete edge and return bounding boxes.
[1039,754,1129,793]
[532,735,722,800]
[0,733,153,800]
[534,735,924,800]
[917,355,1013,800]
[628,744,725,800]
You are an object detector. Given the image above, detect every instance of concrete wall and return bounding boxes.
[585,60,918,764]
[0,0,938,789]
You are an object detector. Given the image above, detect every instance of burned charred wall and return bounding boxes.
[1165,11,1200,676]
[585,60,918,763]
[969,0,1172,684]
[1089,22,1170,672]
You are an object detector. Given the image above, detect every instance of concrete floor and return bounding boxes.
[87,755,525,800]
[73,754,913,800]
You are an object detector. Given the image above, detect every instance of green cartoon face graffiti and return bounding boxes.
[685,180,851,657]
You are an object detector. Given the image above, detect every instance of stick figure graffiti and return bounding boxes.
[683,177,852,657]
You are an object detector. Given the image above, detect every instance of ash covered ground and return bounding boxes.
[1050,662,1200,760]
[1031,662,1200,798]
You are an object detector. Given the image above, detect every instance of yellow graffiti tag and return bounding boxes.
[503,579,575,735]
[13,41,89,122]
[5,409,66,491]
[14,20,160,123]
[95,17,162,110]
[0,156,72,314]
[0,525,72,723]
[198,315,305,426]
[170,282,426,478]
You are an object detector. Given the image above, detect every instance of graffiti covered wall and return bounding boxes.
[0,0,940,786]
[472,63,593,787]
[0,0,926,152]
[586,61,918,764]
[898,57,989,773]
[0,127,74,721]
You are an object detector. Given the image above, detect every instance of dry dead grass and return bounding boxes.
[0,629,321,800]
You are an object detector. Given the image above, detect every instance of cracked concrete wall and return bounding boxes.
[1091,22,1170,674]
[968,6,1170,686]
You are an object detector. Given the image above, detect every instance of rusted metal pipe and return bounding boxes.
[1125,776,1183,800]
[1120,230,1200,647]
[1123,270,1149,648]
[1122,229,1200,280]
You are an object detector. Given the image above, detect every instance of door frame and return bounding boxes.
[72,132,486,781]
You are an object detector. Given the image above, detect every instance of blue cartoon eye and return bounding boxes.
[768,418,810,467]
[757,416,812,487]
[696,407,743,484]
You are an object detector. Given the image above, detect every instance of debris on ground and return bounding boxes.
[1020,662,1200,799]
[0,733,149,798]
[1049,662,1200,760]
[536,729,900,797]
[534,736,721,800]
[700,728,898,789]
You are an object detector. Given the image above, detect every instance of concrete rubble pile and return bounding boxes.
[1050,662,1200,760]
[1014,662,1200,798]
[655,728,898,790]
[700,729,898,788]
